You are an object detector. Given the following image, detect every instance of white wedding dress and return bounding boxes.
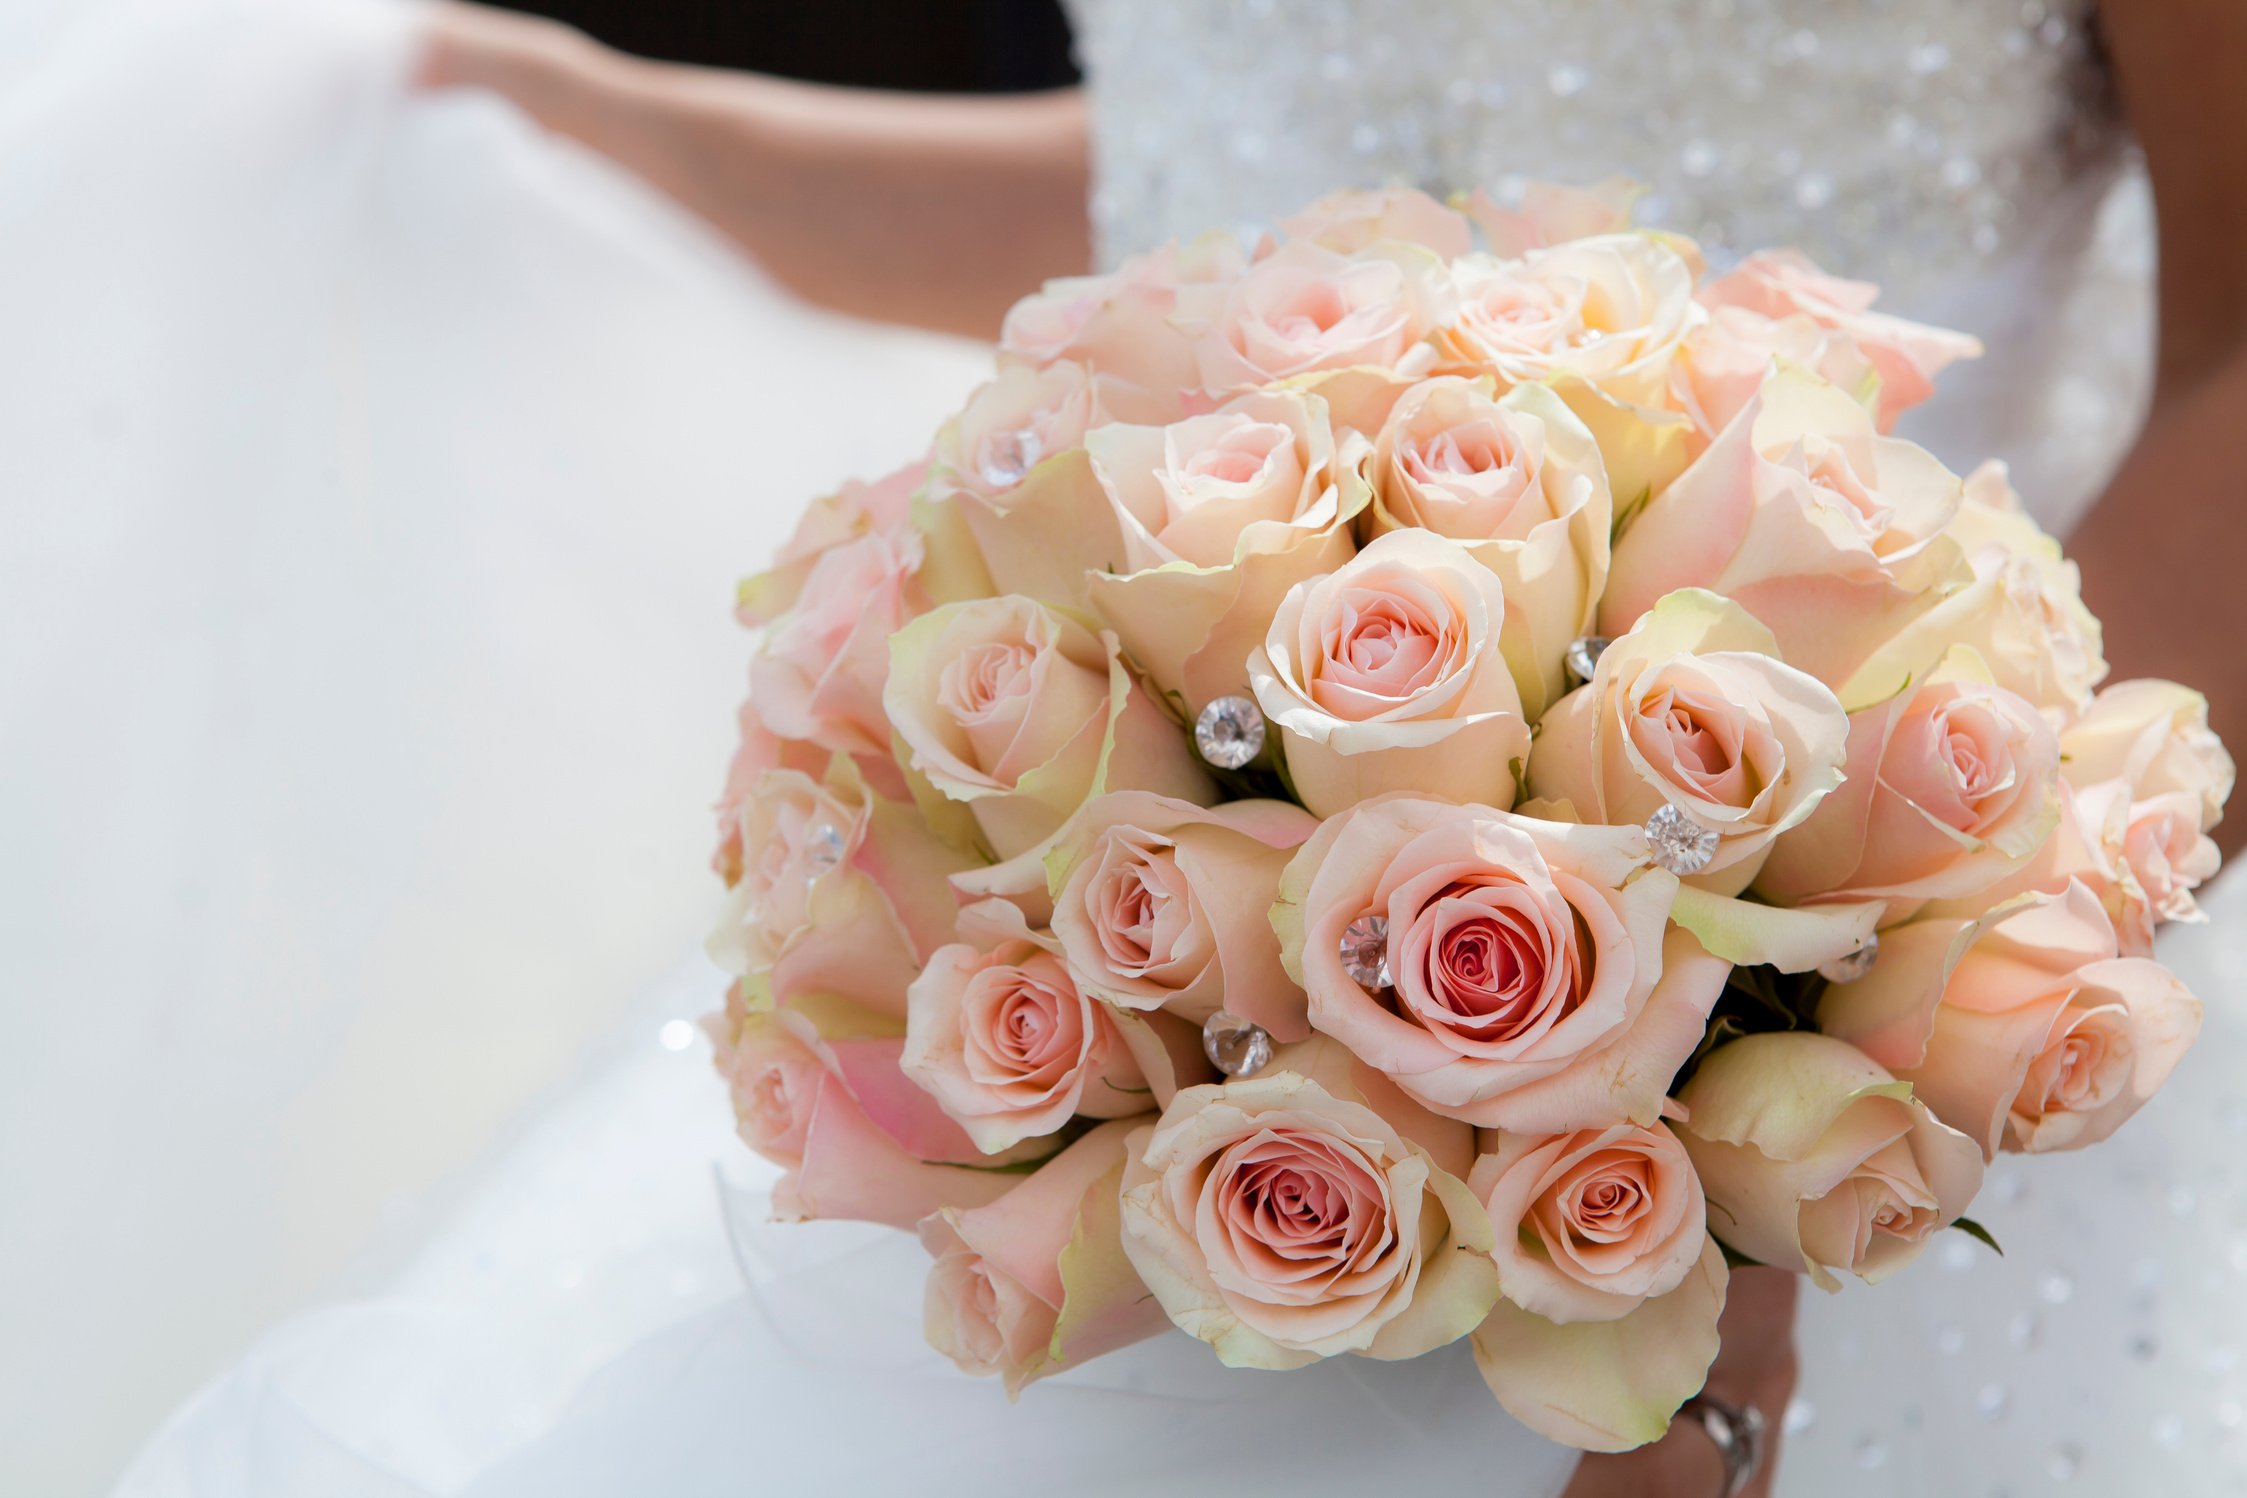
[92,1,2247,1494]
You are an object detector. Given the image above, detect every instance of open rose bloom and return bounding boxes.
[702,185,2229,1449]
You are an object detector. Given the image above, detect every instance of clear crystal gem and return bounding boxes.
[1202,1010,1273,1077]
[978,426,1042,489]
[1816,935,1880,985]
[1193,695,1265,769]
[1644,804,1720,876]
[1564,635,1611,686]
[802,822,846,878]
[1340,913,1391,989]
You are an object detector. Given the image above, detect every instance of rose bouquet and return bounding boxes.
[705,182,2233,1450]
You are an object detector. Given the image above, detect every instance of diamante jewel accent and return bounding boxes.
[1340,913,1391,989]
[1564,635,1612,686]
[1194,695,1265,769]
[802,822,846,878]
[1202,1010,1274,1077]
[1644,804,1720,876]
[1817,935,1880,984]
[979,427,1042,489]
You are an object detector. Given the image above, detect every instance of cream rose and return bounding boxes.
[1462,178,1643,258]
[1698,249,1982,431]
[1047,793,1320,1039]
[903,899,1196,1154]
[1248,528,1531,817]
[1820,880,2203,1157]
[1755,647,2061,910]
[1184,239,1445,396]
[707,760,975,1014]
[1674,1031,1984,1289]
[1668,304,1881,447]
[1280,186,1475,258]
[1364,377,1613,715]
[1602,366,1970,691]
[1467,1121,1729,1451]
[1528,590,1849,893]
[883,595,1214,861]
[920,1118,1172,1393]
[1118,1037,1499,1368]
[1435,233,1698,404]
[1275,797,1730,1130]
[998,234,1240,419]
[2063,678,2236,821]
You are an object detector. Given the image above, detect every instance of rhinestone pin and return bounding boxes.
[1340,913,1391,989]
[1194,695,1266,769]
[1644,804,1720,876]
[1202,1010,1273,1077]
[979,427,1042,489]
[1564,635,1612,686]
[802,822,846,879]
[1817,935,1880,985]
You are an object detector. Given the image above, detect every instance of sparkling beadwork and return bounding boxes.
[1340,913,1391,989]
[978,427,1042,490]
[1817,936,1880,985]
[1193,695,1265,769]
[802,822,846,878]
[1202,1010,1274,1077]
[1644,804,1720,876]
[1564,635,1611,686]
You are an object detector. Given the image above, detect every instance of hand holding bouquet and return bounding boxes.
[707,181,2231,1450]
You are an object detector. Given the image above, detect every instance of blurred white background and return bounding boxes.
[0,1,984,1490]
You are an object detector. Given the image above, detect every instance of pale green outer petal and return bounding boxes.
[1363,1161,1502,1360]
[1028,1156,1173,1393]
[1546,374,1693,526]
[1676,1031,1909,1160]
[1669,885,1882,973]
[954,450,1130,615]
[1815,909,1993,1071]
[1471,1236,1728,1451]
[912,490,997,606]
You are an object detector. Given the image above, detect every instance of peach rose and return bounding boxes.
[1698,249,1982,431]
[920,1118,1172,1393]
[883,595,1214,860]
[1468,1121,1729,1451]
[1364,377,1613,715]
[1528,591,1849,893]
[735,460,925,629]
[1183,239,1446,397]
[706,994,1018,1230]
[1435,233,1698,404]
[1047,793,1320,1039]
[1248,528,1531,817]
[904,899,1199,1155]
[997,234,1240,418]
[2062,678,2235,823]
[1279,186,1474,258]
[1461,178,1643,258]
[747,527,921,778]
[1839,461,2107,718]
[1602,367,1970,690]
[1821,880,2203,1157]
[1668,304,1881,447]
[707,760,976,1014]
[1674,1031,1984,1289]
[929,361,1102,508]
[1274,797,1730,1130]
[1755,648,2061,910]
[1118,1036,1499,1368]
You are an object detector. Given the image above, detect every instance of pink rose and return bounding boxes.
[1435,233,1698,404]
[883,595,1214,860]
[707,761,975,1014]
[1275,796,1729,1130]
[735,460,925,629]
[1755,650,2061,910]
[904,899,1199,1154]
[920,1118,1172,1392]
[706,994,1019,1230]
[1528,590,1849,893]
[1460,178,1643,258]
[2062,678,2235,824]
[997,235,1240,418]
[1668,305,1880,447]
[1699,249,1981,431]
[1467,1121,1729,1451]
[930,361,1102,507]
[1182,239,1445,396]
[1248,528,1532,817]
[1674,1031,1984,1289]
[1821,880,2203,1157]
[1280,186,1474,259]
[1047,792,1320,1040]
[1602,366,1969,690]
[748,527,922,779]
[1365,377,1613,715]
[1118,1037,1499,1368]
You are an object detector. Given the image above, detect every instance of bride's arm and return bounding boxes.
[2072,0,2247,857]
[417,3,1091,338]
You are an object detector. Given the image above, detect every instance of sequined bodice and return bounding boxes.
[1065,0,2150,529]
